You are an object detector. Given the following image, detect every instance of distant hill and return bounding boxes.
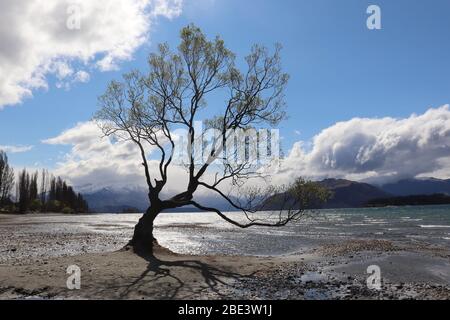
[83,187,149,213]
[318,179,391,208]
[381,178,450,196]
[262,179,391,210]
[83,186,234,213]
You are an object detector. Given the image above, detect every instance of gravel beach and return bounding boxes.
[0,212,449,300]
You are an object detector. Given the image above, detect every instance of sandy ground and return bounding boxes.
[1,214,450,300]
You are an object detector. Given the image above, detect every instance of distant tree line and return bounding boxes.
[366,194,450,207]
[0,150,88,214]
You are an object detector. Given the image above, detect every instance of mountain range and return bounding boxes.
[83,186,234,213]
[381,178,450,196]
[81,177,450,213]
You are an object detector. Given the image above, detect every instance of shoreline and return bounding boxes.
[1,239,450,300]
[1,212,450,300]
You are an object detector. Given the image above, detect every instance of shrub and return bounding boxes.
[46,200,62,212]
[62,207,74,214]
[29,199,42,212]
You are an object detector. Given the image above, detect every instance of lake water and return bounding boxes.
[152,205,450,255]
[1,205,449,259]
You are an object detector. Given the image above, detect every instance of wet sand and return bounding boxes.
[0,213,449,300]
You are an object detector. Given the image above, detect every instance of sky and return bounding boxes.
[1,0,450,192]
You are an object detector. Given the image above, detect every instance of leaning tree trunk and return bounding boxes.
[128,205,161,255]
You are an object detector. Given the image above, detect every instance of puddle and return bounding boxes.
[300,271,328,283]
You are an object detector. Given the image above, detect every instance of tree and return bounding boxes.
[95,25,328,254]
[40,169,49,206]
[49,176,57,202]
[44,175,88,213]
[29,171,38,202]
[0,150,15,205]
[12,168,88,214]
[17,169,30,213]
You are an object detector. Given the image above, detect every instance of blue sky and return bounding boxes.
[1,0,450,184]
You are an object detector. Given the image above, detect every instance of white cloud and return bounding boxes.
[42,121,190,194]
[42,106,450,195]
[0,145,34,153]
[43,121,145,190]
[0,0,183,108]
[152,0,183,18]
[73,70,90,83]
[41,121,234,204]
[277,105,450,184]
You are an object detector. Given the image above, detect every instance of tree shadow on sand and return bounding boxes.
[114,246,263,299]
